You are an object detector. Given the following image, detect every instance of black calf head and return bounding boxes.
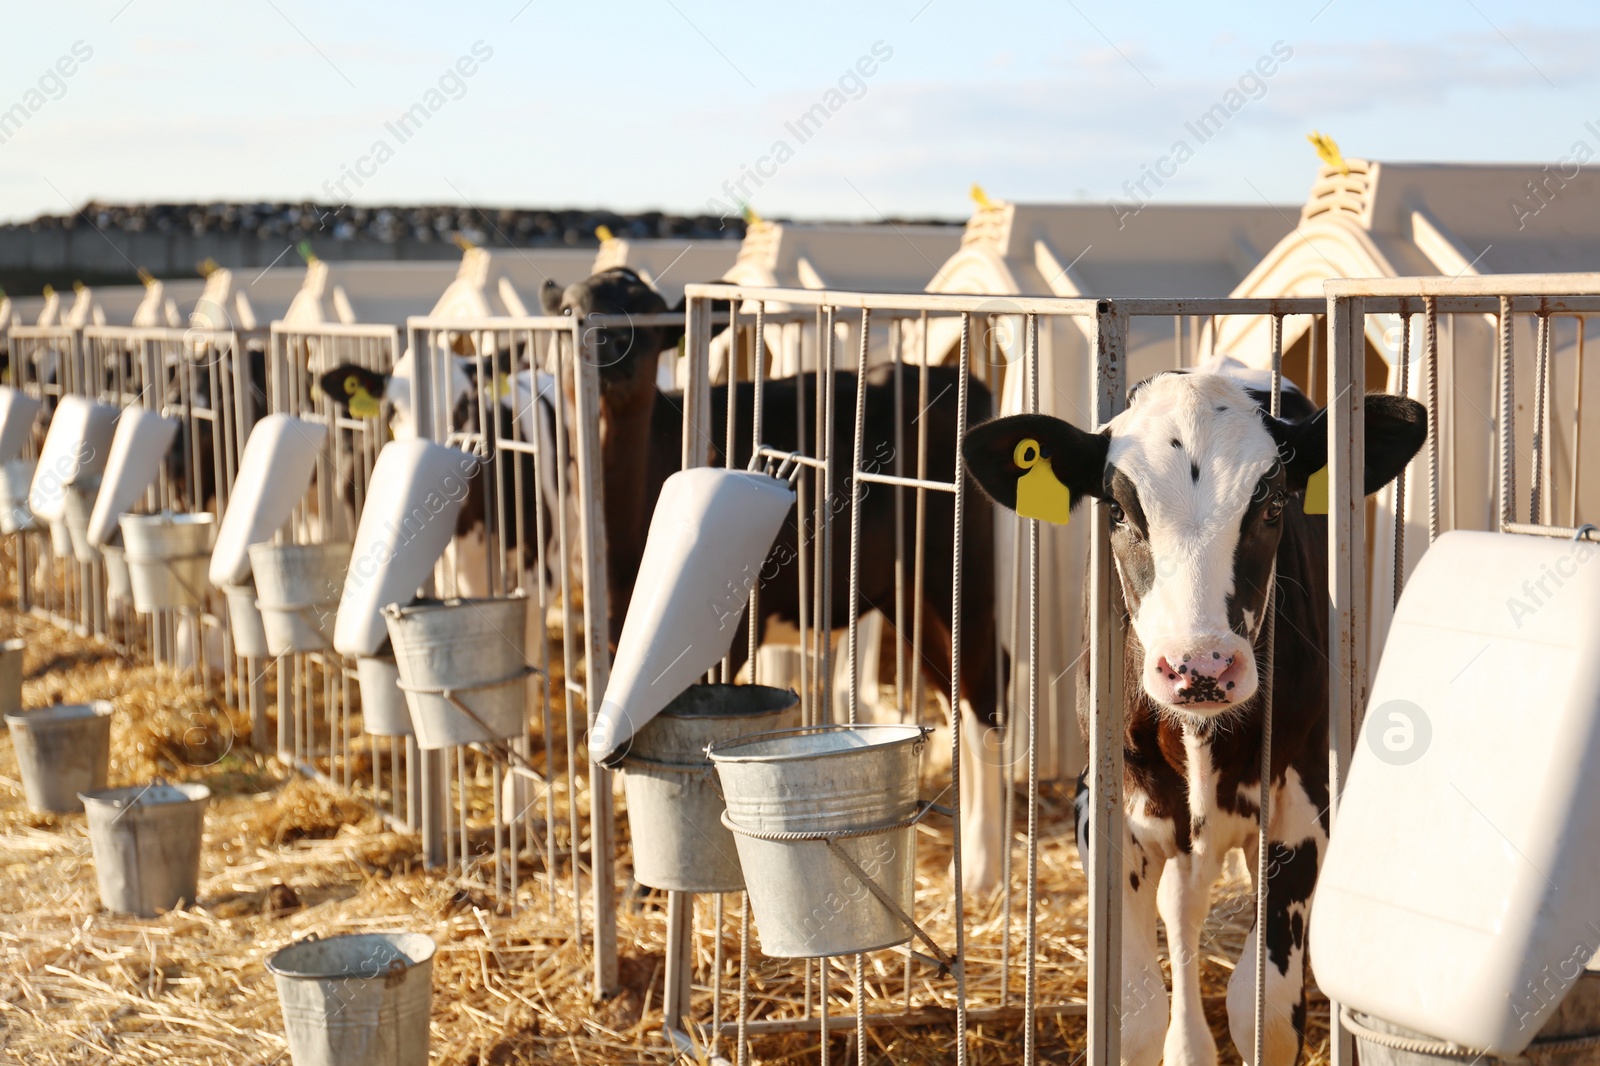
[545,268,675,390]
[963,373,1426,715]
[318,364,388,420]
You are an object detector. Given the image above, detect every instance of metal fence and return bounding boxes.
[7,271,1597,1063]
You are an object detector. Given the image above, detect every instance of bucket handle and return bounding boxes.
[396,664,543,772]
[720,799,958,975]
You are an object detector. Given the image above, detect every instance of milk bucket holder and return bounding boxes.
[748,449,808,486]
[712,726,960,976]
[1338,1007,1600,1061]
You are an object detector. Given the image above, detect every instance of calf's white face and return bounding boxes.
[1101,374,1284,712]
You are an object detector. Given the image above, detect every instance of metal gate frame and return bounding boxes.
[683,284,1396,1066]
[1321,272,1600,1066]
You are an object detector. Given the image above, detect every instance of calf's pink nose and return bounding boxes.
[1151,647,1248,705]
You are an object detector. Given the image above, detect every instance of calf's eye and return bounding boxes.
[1264,493,1285,522]
[1107,502,1126,525]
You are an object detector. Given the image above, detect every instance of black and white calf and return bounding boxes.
[964,371,1425,1066]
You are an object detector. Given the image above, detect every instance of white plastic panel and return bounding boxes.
[0,387,44,463]
[207,415,327,587]
[27,397,118,522]
[86,409,178,547]
[331,438,472,658]
[590,468,795,765]
[1310,530,1600,1054]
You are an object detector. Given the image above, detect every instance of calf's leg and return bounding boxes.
[1226,769,1324,1066]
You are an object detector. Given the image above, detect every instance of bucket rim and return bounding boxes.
[5,700,113,728]
[247,540,354,560]
[383,591,530,620]
[657,683,800,721]
[266,930,438,979]
[118,510,215,528]
[706,723,932,764]
[78,780,210,809]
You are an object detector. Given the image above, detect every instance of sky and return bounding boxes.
[0,0,1597,223]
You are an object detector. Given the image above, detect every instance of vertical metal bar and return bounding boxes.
[893,316,907,726]
[1532,310,1551,524]
[1326,294,1366,1066]
[1255,315,1283,1066]
[847,308,870,726]
[950,311,972,1066]
[736,891,751,1066]
[1425,298,1441,543]
[1086,300,1127,1066]
[1393,305,1410,607]
[1023,313,1041,1065]
[848,307,871,1064]
[663,891,694,1032]
[748,302,766,689]
[1573,317,1586,528]
[575,322,618,997]
[552,325,582,944]
[819,306,836,724]
[1498,297,1516,530]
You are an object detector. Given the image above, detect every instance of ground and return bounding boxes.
[0,597,1332,1064]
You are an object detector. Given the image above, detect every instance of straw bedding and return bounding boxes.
[0,591,1333,1064]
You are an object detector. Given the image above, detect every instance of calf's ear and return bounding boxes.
[962,413,1108,522]
[539,279,564,316]
[1267,393,1428,497]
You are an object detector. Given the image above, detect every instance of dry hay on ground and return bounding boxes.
[0,603,1331,1063]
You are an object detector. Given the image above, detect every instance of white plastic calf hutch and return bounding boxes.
[1221,159,1600,670]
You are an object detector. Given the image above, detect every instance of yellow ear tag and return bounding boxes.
[1304,465,1329,515]
[495,374,512,401]
[1013,438,1072,525]
[349,387,381,419]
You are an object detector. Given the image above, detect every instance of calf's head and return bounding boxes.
[542,268,679,405]
[963,372,1425,716]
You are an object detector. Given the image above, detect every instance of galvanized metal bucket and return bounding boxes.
[61,480,101,563]
[621,684,800,893]
[1347,972,1600,1065]
[79,780,209,917]
[267,931,435,1066]
[383,595,531,751]
[356,654,413,737]
[0,458,35,534]
[102,543,134,604]
[4,701,112,813]
[120,512,215,612]
[709,723,929,958]
[223,581,271,659]
[250,542,350,656]
[0,637,24,719]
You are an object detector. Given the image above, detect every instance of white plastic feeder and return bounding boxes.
[0,458,35,533]
[0,387,44,462]
[207,414,328,589]
[86,408,179,548]
[590,468,795,766]
[27,395,117,525]
[1310,531,1600,1056]
[332,439,472,659]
